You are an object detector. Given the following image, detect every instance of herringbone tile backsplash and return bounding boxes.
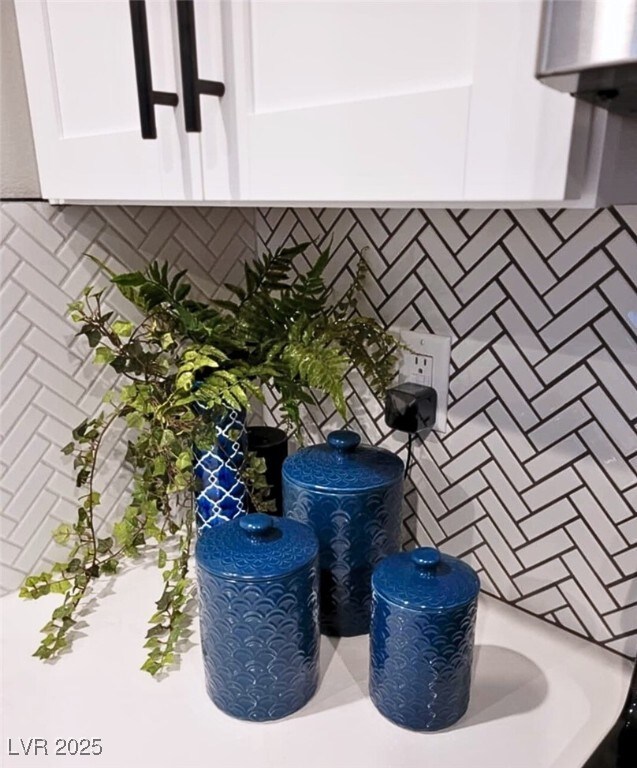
[0,202,256,594]
[1,201,636,660]
[256,207,637,659]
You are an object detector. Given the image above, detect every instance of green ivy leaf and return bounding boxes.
[83,491,101,510]
[126,412,144,430]
[146,623,169,638]
[175,452,191,471]
[112,320,134,337]
[96,537,113,554]
[161,333,174,350]
[155,592,170,612]
[52,604,72,620]
[52,524,73,545]
[77,326,101,348]
[101,560,118,575]
[141,659,161,675]
[152,456,166,476]
[72,420,88,440]
[94,346,116,365]
[48,580,71,595]
[113,520,132,545]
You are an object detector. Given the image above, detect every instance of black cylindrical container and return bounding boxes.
[247,426,288,515]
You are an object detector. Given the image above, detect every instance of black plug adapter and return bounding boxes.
[384,383,437,434]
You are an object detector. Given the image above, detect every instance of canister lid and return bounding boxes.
[282,430,404,492]
[372,547,480,611]
[195,513,318,581]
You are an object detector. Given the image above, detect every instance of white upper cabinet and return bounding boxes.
[15,0,615,205]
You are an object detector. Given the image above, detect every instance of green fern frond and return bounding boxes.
[283,336,349,419]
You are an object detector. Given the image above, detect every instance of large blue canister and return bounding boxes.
[283,430,404,637]
[370,546,480,731]
[196,513,320,721]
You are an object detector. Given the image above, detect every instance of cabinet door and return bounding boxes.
[226,0,475,202]
[15,0,202,202]
[465,0,578,202]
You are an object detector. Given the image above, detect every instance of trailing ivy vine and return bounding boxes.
[20,243,400,675]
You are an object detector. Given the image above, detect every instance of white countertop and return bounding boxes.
[1,564,632,768]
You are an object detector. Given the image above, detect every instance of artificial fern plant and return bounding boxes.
[20,241,399,675]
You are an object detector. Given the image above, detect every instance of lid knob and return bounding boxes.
[239,513,274,539]
[327,430,361,453]
[411,547,441,573]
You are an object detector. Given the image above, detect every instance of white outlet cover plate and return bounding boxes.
[394,328,452,433]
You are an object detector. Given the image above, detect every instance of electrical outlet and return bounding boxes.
[393,329,451,433]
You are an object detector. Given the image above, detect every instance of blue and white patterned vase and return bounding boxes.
[283,430,404,637]
[196,513,320,721]
[193,408,247,534]
[369,547,480,731]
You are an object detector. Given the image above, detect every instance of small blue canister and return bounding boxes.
[283,430,404,637]
[196,513,320,721]
[370,547,480,731]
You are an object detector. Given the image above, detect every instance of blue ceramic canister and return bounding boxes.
[369,547,480,731]
[195,513,320,721]
[283,430,404,637]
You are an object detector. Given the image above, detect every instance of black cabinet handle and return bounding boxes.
[176,0,225,133]
[129,0,178,139]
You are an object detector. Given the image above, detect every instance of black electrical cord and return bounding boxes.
[403,430,431,478]
[404,432,416,478]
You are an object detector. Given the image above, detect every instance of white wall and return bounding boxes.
[0,0,41,198]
